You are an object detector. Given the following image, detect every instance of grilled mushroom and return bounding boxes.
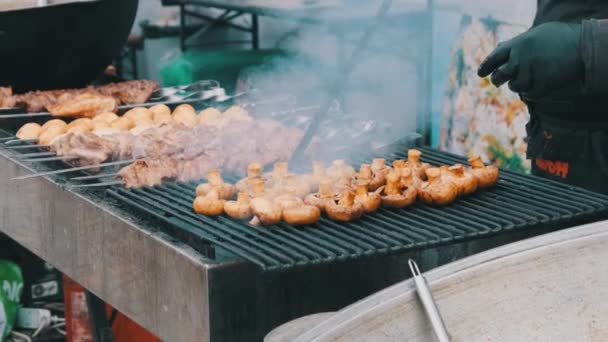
[123,108,152,122]
[418,168,459,206]
[405,149,431,179]
[16,123,42,140]
[193,190,225,216]
[355,181,382,213]
[250,197,283,225]
[303,161,326,191]
[223,106,252,122]
[371,159,389,188]
[248,178,268,199]
[326,160,356,182]
[283,205,321,226]
[443,164,478,195]
[304,179,336,212]
[325,190,364,222]
[66,118,93,132]
[224,192,253,220]
[236,162,264,192]
[400,167,422,189]
[468,156,499,188]
[379,170,417,208]
[196,169,236,200]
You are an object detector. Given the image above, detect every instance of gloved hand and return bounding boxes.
[478,22,584,97]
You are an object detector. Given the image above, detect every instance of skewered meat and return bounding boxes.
[379,170,417,208]
[47,93,118,118]
[38,121,67,145]
[468,156,499,188]
[418,168,459,206]
[93,112,120,125]
[95,80,159,105]
[193,190,225,216]
[0,87,16,108]
[224,192,253,220]
[41,119,67,131]
[16,123,42,140]
[111,117,133,131]
[325,190,364,222]
[283,205,321,226]
[172,104,197,127]
[67,118,94,132]
[50,132,116,166]
[7,80,158,113]
[442,164,478,195]
[119,159,179,188]
[355,181,382,213]
[198,108,222,125]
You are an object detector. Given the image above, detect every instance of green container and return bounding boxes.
[0,260,23,340]
[160,49,289,92]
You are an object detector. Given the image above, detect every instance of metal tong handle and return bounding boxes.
[290,0,393,164]
[409,259,451,342]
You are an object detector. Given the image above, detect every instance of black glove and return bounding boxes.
[478,22,584,97]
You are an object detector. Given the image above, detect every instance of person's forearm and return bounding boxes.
[581,19,608,95]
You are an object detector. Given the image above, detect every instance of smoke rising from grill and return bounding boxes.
[239,4,429,170]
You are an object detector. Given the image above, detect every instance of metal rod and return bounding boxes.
[0,136,16,141]
[0,112,52,119]
[5,138,37,145]
[69,180,125,189]
[71,173,119,181]
[408,259,451,342]
[16,152,56,159]
[6,144,49,150]
[290,0,393,164]
[22,155,78,163]
[12,159,137,181]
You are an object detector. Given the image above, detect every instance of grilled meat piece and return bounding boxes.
[50,132,117,166]
[0,87,16,108]
[119,159,179,188]
[96,80,159,105]
[9,80,158,113]
[47,93,118,118]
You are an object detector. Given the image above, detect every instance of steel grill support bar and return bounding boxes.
[105,147,608,271]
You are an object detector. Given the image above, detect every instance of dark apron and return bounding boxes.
[525,110,608,194]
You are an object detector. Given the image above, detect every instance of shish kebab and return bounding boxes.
[12,105,305,188]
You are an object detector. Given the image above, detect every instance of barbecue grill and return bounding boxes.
[1,114,608,341]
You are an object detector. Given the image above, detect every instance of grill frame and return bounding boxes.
[106,145,608,272]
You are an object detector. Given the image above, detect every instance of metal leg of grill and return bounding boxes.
[86,290,115,342]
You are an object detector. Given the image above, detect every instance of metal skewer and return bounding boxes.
[408,259,451,342]
[6,138,37,145]
[71,173,119,181]
[15,152,56,159]
[69,180,126,189]
[0,112,54,119]
[0,136,16,141]
[12,159,137,180]
[290,0,393,164]
[6,144,49,150]
[22,155,78,163]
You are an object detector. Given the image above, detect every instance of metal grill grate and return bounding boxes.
[106,146,608,271]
